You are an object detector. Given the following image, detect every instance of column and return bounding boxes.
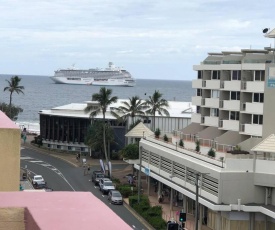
[199,204,203,230]
[158,181,162,196]
[249,213,255,230]
[170,187,173,211]
[147,176,150,196]
[215,211,221,230]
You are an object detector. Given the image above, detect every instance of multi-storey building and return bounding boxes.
[136,48,275,230]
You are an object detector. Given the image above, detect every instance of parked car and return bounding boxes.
[108,190,123,205]
[91,170,105,185]
[99,178,115,194]
[33,181,47,189]
[32,175,45,185]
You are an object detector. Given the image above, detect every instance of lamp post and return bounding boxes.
[138,146,143,204]
[195,172,209,230]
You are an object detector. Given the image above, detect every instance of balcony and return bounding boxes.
[192,79,202,88]
[191,113,201,123]
[204,116,219,127]
[203,98,219,108]
[221,80,241,91]
[241,81,264,92]
[192,96,202,106]
[221,100,240,111]
[241,102,263,114]
[219,120,239,131]
[240,123,262,136]
[202,80,220,89]
[242,63,266,70]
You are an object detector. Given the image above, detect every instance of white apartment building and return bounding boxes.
[136,48,275,230]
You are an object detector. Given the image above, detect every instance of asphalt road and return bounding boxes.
[20,147,148,230]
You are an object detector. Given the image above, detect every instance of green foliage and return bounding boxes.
[234,145,241,151]
[129,195,166,230]
[179,139,184,148]
[154,128,161,138]
[117,184,137,198]
[195,139,200,152]
[84,121,116,155]
[111,177,121,185]
[208,148,216,158]
[0,102,23,120]
[34,135,43,147]
[119,143,139,160]
[163,134,168,142]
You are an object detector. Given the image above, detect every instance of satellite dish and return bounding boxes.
[263,28,269,33]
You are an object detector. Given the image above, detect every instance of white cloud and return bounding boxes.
[0,0,274,79]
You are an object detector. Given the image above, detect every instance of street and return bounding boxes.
[21,147,148,230]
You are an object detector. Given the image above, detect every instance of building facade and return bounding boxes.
[135,48,275,230]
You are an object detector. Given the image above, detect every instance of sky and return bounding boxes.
[0,0,275,80]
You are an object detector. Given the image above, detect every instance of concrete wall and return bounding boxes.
[0,112,20,191]
[0,208,25,230]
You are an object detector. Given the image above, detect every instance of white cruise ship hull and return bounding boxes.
[50,62,136,86]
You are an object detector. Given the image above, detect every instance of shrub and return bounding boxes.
[163,134,168,142]
[179,139,184,148]
[195,139,200,152]
[144,216,166,230]
[208,148,216,158]
[117,184,137,198]
[154,128,161,138]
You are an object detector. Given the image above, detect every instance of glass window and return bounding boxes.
[255,71,265,81]
[197,89,202,96]
[232,70,241,80]
[210,108,219,117]
[196,106,201,113]
[230,111,239,120]
[253,93,264,103]
[211,90,220,98]
[253,115,263,124]
[230,91,240,100]
[212,71,220,80]
[198,71,203,79]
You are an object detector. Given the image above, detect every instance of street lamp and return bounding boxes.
[195,172,209,230]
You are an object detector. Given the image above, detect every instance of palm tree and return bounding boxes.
[111,96,147,128]
[145,90,170,131]
[4,76,24,118]
[85,87,118,170]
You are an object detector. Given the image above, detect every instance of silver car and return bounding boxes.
[108,190,123,205]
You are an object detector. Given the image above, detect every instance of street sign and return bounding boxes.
[145,167,150,176]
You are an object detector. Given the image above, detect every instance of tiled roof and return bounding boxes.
[125,122,154,138]
[251,134,275,153]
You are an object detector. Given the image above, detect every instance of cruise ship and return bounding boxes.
[50,62,136,87]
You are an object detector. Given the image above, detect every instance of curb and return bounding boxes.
[123,201,155,230]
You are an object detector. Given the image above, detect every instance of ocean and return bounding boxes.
[0,75,193,132]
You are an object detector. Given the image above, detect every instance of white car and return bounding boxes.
[99,178,115,194]
[32,175,45,185]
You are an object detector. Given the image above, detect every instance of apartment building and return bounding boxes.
[136,48,275,230]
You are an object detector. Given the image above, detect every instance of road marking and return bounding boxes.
[29,160,43,163]
[132,225,136,229]
[20,157,33,160]
[40,164,51,167]
[102,195,105,197]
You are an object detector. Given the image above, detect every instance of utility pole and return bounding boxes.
[138,146,142,204]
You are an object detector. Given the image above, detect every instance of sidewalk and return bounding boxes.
[22,136,211,230]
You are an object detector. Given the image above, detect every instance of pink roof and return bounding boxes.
[0,192,132,230]
[0,111,19,129]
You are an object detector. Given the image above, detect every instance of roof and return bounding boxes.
[39,99,194,119]
[251,134,275,153]
[125,122,154,138]
[0,192,131,230]
[265,28,275,38]
[0,111,19,129]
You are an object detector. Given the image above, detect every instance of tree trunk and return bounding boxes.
[9,92,12,118]
[102,114,110,176]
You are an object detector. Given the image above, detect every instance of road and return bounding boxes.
[20,147,148,230]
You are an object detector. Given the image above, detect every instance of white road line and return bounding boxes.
[40,164,51,167]
[29,160,43,163]
[132,225,136,229]
[102,195,105,197]
[20,157,33,160]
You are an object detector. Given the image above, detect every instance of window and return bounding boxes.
[230,91,240,100]
[197,89,202,96]
[196,106,201,113]
[143,119,151,124]
[212,71,220,79]
[253,115,263,125]
[253,93,264,103]
[211,90,220,98]
[210,108,219,117]
[232,70,241,80]
[230,111,239,120]
[198,71,203,79]
[254,70,265,81]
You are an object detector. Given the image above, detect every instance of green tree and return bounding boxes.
[4,76,24,118]
[179,139,184,148]
[85,121,115,158]
[145,90,169,131]
[119,143,139,159]
[0,102,23,120]
[85,87,118,168]
[111,96,147,127]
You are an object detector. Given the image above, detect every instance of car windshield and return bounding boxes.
[97,174,104,178]
[112,192,121,197]
[104,182,113,186]
[35,176,43,180]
